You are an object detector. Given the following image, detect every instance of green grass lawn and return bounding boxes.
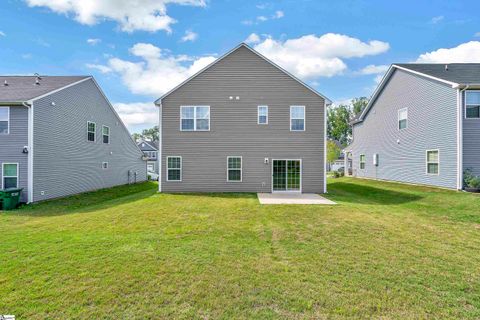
[1,178,480,319]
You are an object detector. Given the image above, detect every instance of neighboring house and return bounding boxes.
[154,43,330,193]
[345,63,480,190]
[0,75,146,203]
[137,140,159,174]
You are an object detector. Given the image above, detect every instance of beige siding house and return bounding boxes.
[155,43,331,193]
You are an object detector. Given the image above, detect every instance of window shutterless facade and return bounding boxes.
[258,106,268,124]
[426,150,439,175]
[398,107,408,130]
[290,106,305,131]
[465,91,480,118]
[87,121,96,142]
[167,156,182,181]
[2,163,18,189]
[102,126,110,144]
[0,107,9,134]
[227,156,242,182]
[360,154,366,169]
[180,106,210,131]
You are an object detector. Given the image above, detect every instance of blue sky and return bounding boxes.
[1,0,479,133]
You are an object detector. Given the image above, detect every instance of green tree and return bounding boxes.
[141,126,159,142]
[131,132,143,142]
[327,140,342,164]
[327,104,352,146]
[352,97,369,116]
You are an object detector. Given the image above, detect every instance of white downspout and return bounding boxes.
[157,100,162,192]
[23,101,34,203]
[324,101,330,193]
[457,85,469,190]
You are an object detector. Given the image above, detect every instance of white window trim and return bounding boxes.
[87,121,96,142]
[102,162,108,169]
[102,125,110,144]
[227,156,242,182]
[290,105,306,131]
[180,106,211,131]
[0,106,10,135]
[1,162,19,189]
[257,105,268,125]
[465,90,480,119]
[426,149,440,175]
[359,154,366,169]
[147,162,155,172]
[398,107,408,130]
[166,156,182,182]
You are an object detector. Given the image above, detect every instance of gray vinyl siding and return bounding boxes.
[0,106,29,202]
[32,79,146,202]
[463,91,480,177]
[349,69,458,189]
[161,46,325,193]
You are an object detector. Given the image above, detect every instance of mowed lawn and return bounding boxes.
[1,178,480,319]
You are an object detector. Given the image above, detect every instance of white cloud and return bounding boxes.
[87,38,101,45]
[86,63,113,74]
[24,0,206,33]
[252,33,390,79]
[245,33,261,44]
[113,102,158,128]
[359,64,389,75]
[474,32,480,37]
[91,42,216,97]
[274,10,284,19]
[21,53,33,59]
[430,15,444,24]
[0,31,5,37]
[374,74,384,84]
[181,30,198,42]
[416,41,480,63]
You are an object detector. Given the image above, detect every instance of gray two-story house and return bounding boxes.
[346,63,480,190]
[155,43,330,193]
[0,75,146,203]
[137,140,159,174]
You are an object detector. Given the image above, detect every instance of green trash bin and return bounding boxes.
[0,188,23,211]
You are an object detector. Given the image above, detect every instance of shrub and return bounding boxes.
[468,176,480,189]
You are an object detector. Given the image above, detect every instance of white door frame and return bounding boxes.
[271,159,302,193]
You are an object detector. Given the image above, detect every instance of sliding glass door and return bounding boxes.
[272,160,301,192]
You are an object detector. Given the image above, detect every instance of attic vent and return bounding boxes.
[3,80,8,86]
[34,73,42,85]
[445,64,449,71]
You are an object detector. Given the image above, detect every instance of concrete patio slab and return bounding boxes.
[257,193,337,205]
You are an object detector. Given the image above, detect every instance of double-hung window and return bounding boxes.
[167,156,182,181]
[2,163,18,189]
[0,107,9,134]
[258,106,268,124]
[398,108,408,130]
[360,154,366,169]
[87,121,96,142]
[227,157,242,182]
[290,106,305,131]
[426,150,439,175]
[102,126,110,144]
[466,91,480,118]
[181,106,210,131]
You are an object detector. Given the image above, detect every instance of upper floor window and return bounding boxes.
[426,150,439,175]
[290,106,305,131]
[227,156,242,182]
[398,108,408,130]
[360,154,366,169]
[466,91,480,118]
[87,121,96,142]
[102,126,110,144]
[0,107,9,134]
[2,163,18,189]
[181,106,210,131]
[258,106,268,124]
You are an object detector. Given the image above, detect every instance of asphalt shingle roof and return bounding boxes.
[0,76,90,102]
[395,63,480,85]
